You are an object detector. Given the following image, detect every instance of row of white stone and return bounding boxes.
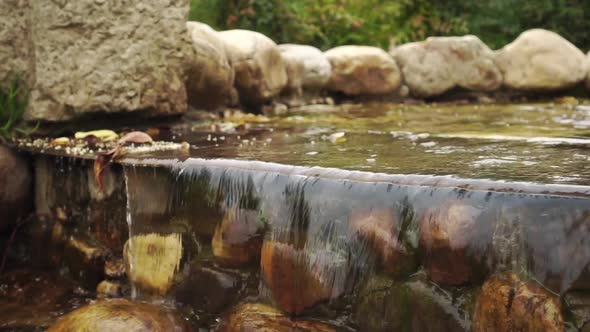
[186,23,589,111]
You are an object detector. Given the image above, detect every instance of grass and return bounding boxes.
[0,77,38,143]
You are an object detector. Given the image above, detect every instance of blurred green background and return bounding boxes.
[189,0,590,51]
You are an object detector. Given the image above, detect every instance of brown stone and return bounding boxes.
[349,207,417,278]
[0,146,32,230]
[48,299,191,332]
[0,270,75,330]
[355,274,472,332]
[173,265,240,314]
[219,303,336,332]
[419,200,493,285]
[96,280,123,298]
[473,274,564,332]
[260,241,346,315]
[104,259,126,279]
[211,206,265,267]
[61,234,110,289]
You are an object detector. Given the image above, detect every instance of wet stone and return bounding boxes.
[172,264,240,314]
[96,280,123,298]
[34,156,91,224]
[124,233,184,295]
[218,303,337,332]
[419,200,495,286]
[211,206,266,267]
[57,232,110,290]
[0,270,80,330]
[354,274,472,332]
[47,299,191,332]
[104,259,126,279]
[349,207,417,278]
[0,146,32,230]
[519,203,590,294]
[473,273,564,332]
[260,240,348,315]
[564,291,590,331]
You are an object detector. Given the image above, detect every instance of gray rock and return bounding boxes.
[278,44,332,89]
[325,45,402,96]
[186,22,234,110]
[496,29,587,91]
[218,29,287,109]
[26,0,192,121]
[278,47,305,96]
[0,0,32,89]
[392,36,502,97]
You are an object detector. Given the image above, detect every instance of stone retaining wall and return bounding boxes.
[189,26,590,112]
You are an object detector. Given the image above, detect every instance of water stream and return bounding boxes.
[4,101,590,330]
[121,158,590,330]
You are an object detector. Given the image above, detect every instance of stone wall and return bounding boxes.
[0,0,192,122]
[0,0,33,88]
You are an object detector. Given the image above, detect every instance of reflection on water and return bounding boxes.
[127,102,590,186]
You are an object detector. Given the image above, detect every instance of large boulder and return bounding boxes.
[47,299,190,332]
[218,29,287,109]
[26,0,192,121]
[278,44,332,90]
[185,22,234,110]
[391,36,502,97]
[325,46,402,96]
[473,274,564,332]
[496,29,587,91]
[0,0,32,88]
[0,146,31,230]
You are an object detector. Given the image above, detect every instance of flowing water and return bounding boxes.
[4,101,590,331]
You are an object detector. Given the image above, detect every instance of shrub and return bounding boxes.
[0,78,37,143]
[188,0,590,51]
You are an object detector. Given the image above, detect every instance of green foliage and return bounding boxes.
[0,78,38,142]
[188,0,590,51]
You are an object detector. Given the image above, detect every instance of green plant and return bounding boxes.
[0,77,38,143]
[189,0,590,51]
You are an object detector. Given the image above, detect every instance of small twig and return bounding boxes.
[0,214,33,275]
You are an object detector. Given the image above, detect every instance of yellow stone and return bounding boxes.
[124,233,183,295]
[74,130,119,142]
